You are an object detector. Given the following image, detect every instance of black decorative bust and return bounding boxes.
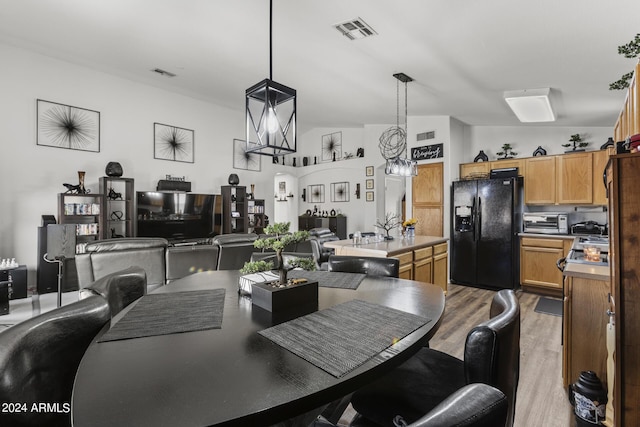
[532,146,547,156]
[473,150,489,162]
[105,162,123,177]
[228,174,239,186]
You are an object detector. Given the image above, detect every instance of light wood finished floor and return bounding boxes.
[338,284,574,427]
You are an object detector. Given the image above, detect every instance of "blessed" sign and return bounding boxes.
[411,143,444,160]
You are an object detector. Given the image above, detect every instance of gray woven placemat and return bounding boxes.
[98,289,225,342]
[258,299,430,377]
[287,270,366,290]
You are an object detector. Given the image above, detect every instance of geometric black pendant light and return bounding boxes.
[245,0,297,157]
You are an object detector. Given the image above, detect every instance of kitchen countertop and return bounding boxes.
[324,235,448,257]
[563,262,610,282]
[518,232,576,239]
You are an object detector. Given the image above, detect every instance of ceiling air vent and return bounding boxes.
[151,68,177,78]
[334,18,377,40]
[417,131,436,141]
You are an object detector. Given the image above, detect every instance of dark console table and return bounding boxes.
[298,215,347,239]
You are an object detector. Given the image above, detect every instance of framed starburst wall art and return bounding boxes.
[321,131,342,162]
[37,99,100,152]
[233,139,261,172]
[331,182,350,202]
[154,123,194,163]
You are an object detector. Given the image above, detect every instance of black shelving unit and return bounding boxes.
[221,185,248,234]
[58,193,103,251]
[99,177,135,239]
[248,198,266,234]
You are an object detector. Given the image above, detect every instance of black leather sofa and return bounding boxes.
[309,228,340,270]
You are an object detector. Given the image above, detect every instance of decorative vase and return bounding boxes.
[228,174,239,186]
[600,137,615,150]
[292,158,297,167]
[303,157,309,166]
[532,146,547,156]
[314,156,317,165]
[105,162,123,177]
[406,226,415,237]
[78,171,86,194]
[473,150,489,162]
[332,152,336,162]
[250,184,255,197]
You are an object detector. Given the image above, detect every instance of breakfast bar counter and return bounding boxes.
[324,236,449,293]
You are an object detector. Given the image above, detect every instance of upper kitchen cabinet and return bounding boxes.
[592,149,610,205]
[459,162,490,180]
[614,59,639,142]
[525,156,556,205]
[492,158,526,176]
[557,152,593,204]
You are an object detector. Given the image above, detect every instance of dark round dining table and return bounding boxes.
[71,270,445,427]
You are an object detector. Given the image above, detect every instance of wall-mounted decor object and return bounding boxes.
[411,143,443,160]
[322,131,342,162]
[355,183,361,199]
[330,182,350,202]
[473,150,489,162]
[308,184,325,203]
[366,191,374,202]
[37,99,100,152]
[365,166,374,176]
[356,148,364,157]
[154,123,194,163]
[365,179,374,190]
[233,139,261,171]
[301,188,306,202]
[532,146,547,156]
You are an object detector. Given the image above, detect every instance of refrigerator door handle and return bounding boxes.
[472,197,477,241]
[477,197,482,240]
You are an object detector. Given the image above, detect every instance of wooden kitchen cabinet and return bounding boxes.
[562,273,609,388]
[520,236,572,297]
[592,149,609,206]
[557,152,593,204]
[491,158,526,177]
[432,242,448,294]
[413,246,433,284]
[460,162,490,179]
[524,156,556,205]
[614,59,639,141]
[397,251,414,280]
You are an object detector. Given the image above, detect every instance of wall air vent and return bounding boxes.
[334,18,377,40]
[151,68,177,78]
[417,131,436,141]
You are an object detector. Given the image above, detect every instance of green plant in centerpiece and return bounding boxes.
[496,143,517,159]
[241,222,312,285]
[563,134,589,152]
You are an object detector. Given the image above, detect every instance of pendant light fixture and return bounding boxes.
[378,73,417,177]
[245,0,296,157]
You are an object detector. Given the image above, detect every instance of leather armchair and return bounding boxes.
[79,266,146,316]
[350,383,508,427]
[309,228,340,269]
[211,233,259,270]
[350,290,520,427]
[0,295,110,427]
[166,244,219,282]
[75,238,168,293]
[328,255,400,278]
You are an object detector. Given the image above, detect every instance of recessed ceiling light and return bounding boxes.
[504,88,555,122]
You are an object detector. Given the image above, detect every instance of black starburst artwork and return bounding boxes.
[308,184,325,203]
[154,123,194,163]
[233,139,261,171]
[37,99,100,152]
[321,131,342,162]
[331,182,350,202]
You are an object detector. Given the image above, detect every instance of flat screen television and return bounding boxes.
[136,191,222,242]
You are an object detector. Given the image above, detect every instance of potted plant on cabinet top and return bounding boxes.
[496,143,517,159]
[563,134,589,152]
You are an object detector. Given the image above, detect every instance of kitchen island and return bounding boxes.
[324,236,449,293]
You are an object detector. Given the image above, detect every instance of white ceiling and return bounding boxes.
[1,0,638,133]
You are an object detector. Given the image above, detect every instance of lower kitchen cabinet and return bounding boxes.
[520,236,572,297]
[397,251,414,280]
[432,243,448,294]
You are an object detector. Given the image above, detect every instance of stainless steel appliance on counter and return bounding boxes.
[569,220,608,236]
[523,212,569,234]
[451,177,522,290]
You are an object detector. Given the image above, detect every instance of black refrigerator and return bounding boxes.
[451,177,523,290]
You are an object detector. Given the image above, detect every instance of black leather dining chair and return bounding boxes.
[327,255,400,278]
[0,295,111,427]
[350,383,508,427]
[79,266,146,316]
[349,289,520,427]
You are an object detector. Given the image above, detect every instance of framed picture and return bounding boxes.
[154,123,194,163]
[365,166,374,176]
[366,191,374,202]
[330,182,350,202]
[37,99,100,152]
[233,139,261,171]
[321,131,342,162]
[308,184,325,203]
[365,179,374,190]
